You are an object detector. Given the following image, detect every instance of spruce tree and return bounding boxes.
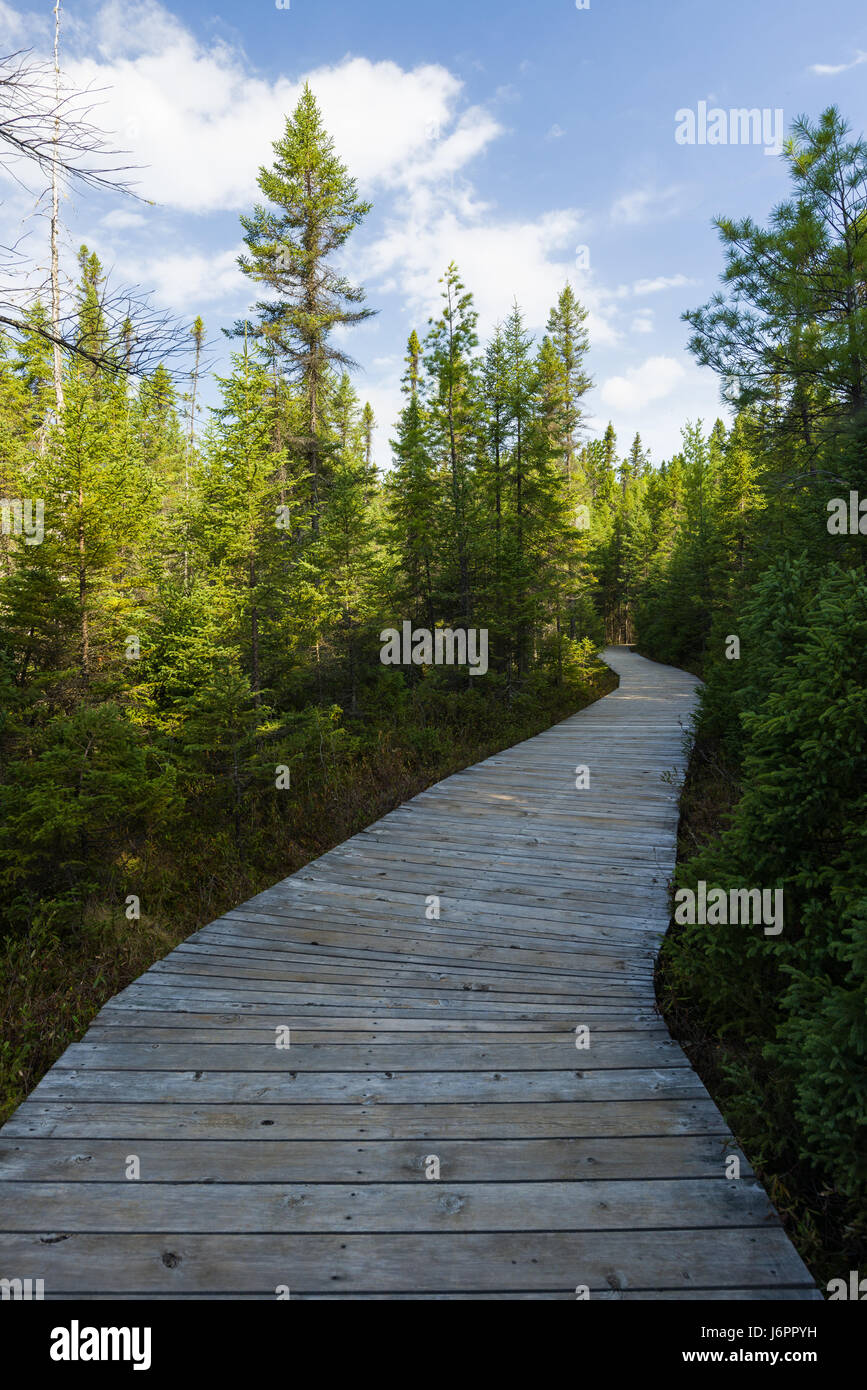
[545,284,592,479]
[424,263,479,627]
[235,83,374,533]
[385,333,439,632]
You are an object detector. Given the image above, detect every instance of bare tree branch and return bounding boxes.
[0,46,197,381]
[0,48,140,197]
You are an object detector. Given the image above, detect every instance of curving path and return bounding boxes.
[0,648,819,1299]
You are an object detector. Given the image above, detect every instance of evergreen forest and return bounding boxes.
[1,85,865,1280]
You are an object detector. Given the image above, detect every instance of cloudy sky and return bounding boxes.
[2,0,866,465]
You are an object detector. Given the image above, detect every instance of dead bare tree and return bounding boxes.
[0,42,191,381]
[50,2,64,414]
[0,47,135,196]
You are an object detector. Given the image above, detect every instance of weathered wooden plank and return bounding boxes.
[0,1135,749,1182]
[184,928,652,975]
[2,1097,727,1140]
[1,1178,778,1233]
[110,983,646,1017]
[150,952,643,994]
[28,1286,822,1299]
[0,1229,816,1294]
[57,1037,689,1071]
[250,888,668,934]
[204,930,658,970]
[289,866,671,911]
[216,905,661,951]
[31,1066,705,1105]
[96,1287,820,1301]
[261,889,671,921]
[89,1012,662,1035]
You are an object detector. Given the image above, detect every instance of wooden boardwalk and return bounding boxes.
[0,648,819,1299]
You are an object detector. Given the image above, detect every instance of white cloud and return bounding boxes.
[586,364,728,461]
[371,354,401,373]
[362,190,616,343]
[359,376,405,472]
[398,107,502,191]
[4,0,628,442]
[33,0,616,350]
[632,273,696,295]
[610,184,686,226]
[600,355,685,411]
[0,0,32,43]
[589,358,732,460]
[100,208,147,230]
[630,310,654,334]
[7,0,680,454]
[116,245,246,312]
[60,2,500,213]
[809,50,867,76]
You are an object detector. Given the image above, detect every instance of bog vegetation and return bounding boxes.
[0,85,864,1278]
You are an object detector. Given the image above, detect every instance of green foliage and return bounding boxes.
[0,81,615,1128]
[2,81,865,1274]
[671,566,867,1194]
[649,107,867,1243]
[0,704,177,929]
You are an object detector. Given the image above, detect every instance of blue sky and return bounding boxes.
[3,0,867,464]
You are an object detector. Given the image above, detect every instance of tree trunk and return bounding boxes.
[50,1,65,422]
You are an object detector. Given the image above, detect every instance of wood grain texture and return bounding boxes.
[0,648,819,1299]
